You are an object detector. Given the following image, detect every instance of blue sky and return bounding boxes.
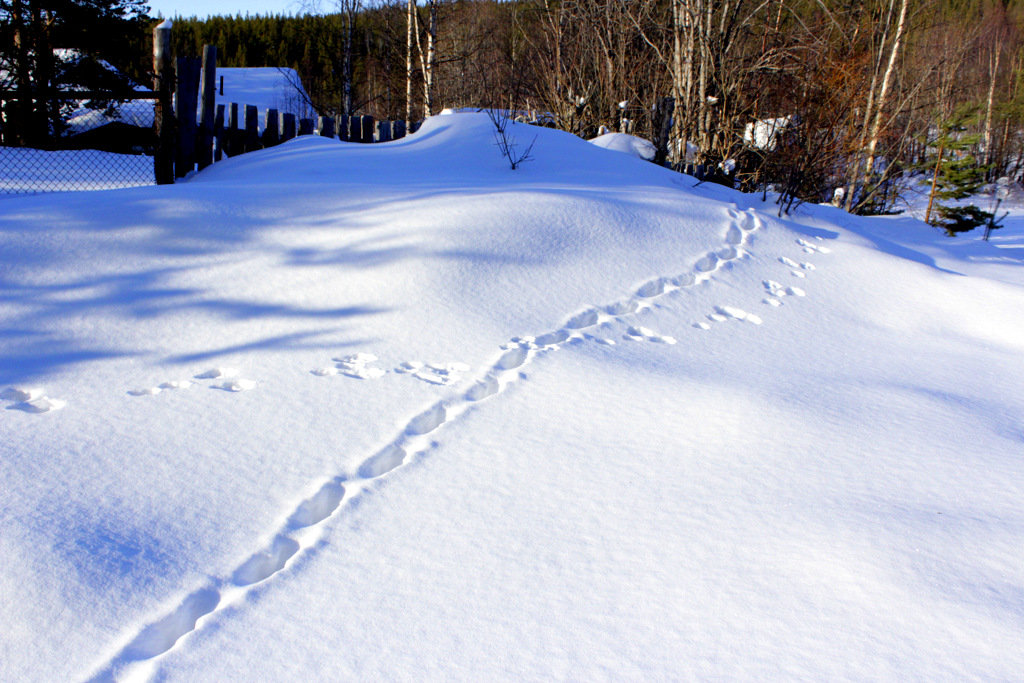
[148,0,311,19]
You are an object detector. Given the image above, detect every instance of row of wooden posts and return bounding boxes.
[152,26,412,184]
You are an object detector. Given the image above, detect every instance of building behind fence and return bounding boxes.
[1,25,411,196]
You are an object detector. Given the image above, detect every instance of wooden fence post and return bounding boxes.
[317,116,336,138]
[263,109,280,147]
[174,56,200,178]
[227,102,241,156]
[299,118,314,136]
[360,115,375,143]
[376,120,392,142]
[338,115,349,141]
[652,96,675,167]
[197,44,217,170]
[153,20,175,184]
[213,103,225,161]
[244,104,259,152]
[282,113,296,141]
[348,116,360,142]
[393,120,406,140]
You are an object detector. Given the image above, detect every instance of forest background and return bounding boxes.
[3,0,1024,220]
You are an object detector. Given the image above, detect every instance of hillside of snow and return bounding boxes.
[1,112,1022,681]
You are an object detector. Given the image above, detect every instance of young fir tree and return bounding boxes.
[923,109,993,236]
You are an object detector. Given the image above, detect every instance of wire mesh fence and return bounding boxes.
[1,96,157,196]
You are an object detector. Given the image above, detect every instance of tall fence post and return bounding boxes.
[244,104,259,152]
[652,96,675,167]
[174,56,200,178]
[197,44,217,170]
[153,20,175,184]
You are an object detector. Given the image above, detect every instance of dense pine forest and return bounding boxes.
[4,0,1024,221]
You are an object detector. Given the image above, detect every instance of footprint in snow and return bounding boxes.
[604,300,640,317]
[232,536,300,586]
[797,238,831,254]
[358,444,407,478]
[636,277,670,298]
[334,353,386,380]
[712,305,763,325]
[566,309,601,329]
[623,325,677,344]
[2,387,66,413]
[763,279,806,299]
[406,403,447,435]
[128,379,193,397]
[195,367,237,380]
[496,345,529,371]
[122,587,221,660]
[288,481,346,528]
[215,379,258,392]
[396,361,471,386]
[726,224,744,246]
[695,252,719,273]
[465,376,500,401]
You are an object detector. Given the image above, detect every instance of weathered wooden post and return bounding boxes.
[244,104,259,152]
[316,116,334,138]
[375,120,392,142]
[263,109,280,147]
[651,96,675,167]
[197,44,217,170]
[299,118,315,136]
[213,103,225,161]
[392,120,406,140]
[281,113,296,141]
[227,102,241,156]
[153,20,175,184]
[174,56,200,178]
[348,116,361,142]
[338,115,349,141]
[360,115,375,143]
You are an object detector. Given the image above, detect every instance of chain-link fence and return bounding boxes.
[1,96,157,196]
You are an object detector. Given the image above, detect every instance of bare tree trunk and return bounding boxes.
[861,0,907,186]
[422,0,437,117]
[983,46,1000,170]
[406,0,415,127]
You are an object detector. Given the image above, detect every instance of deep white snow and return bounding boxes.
[1,112,1022,682]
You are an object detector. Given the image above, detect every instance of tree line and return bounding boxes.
[4,0,1024,224]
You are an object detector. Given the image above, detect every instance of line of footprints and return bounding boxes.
[88,206,830,680]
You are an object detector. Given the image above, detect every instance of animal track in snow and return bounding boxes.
[726,225,744,245]
[215,379,258,392]
[195,367,237,380]
[396,361,471,386]
[90,202,777,680]
[763,280,805,299]
[623,326,677,344]
[358,445,408,478]
[335,353,386,380]
[496,345,529,370]
[288,481,346,528]
[128,380,193,397]
[712,306,763,325]
[406,403,448,435]
[797,238,831,254]
[695,252,719,272]
[120,587,221,661]
[232,536,300,586]
[566,309,600,329]
[465,376,500,401]
[2,387,66,413]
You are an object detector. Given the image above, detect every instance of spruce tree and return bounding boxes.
[922,109,993,236]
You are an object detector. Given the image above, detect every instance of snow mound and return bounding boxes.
[589,132,657,160]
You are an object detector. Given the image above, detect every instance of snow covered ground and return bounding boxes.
[1,112,1022,681]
